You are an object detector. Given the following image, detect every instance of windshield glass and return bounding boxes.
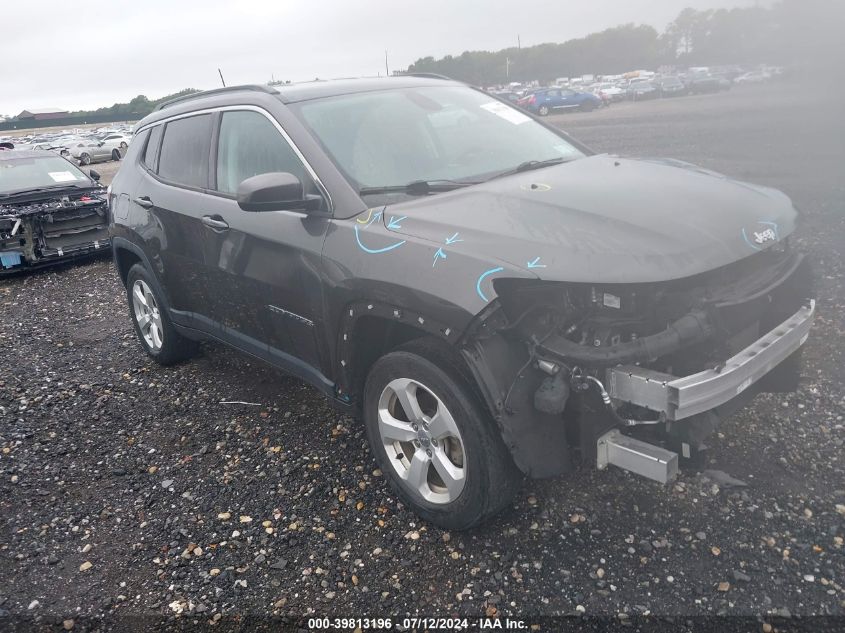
[0,154,92,195]
[293,86,586,191]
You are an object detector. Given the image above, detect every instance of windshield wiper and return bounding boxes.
[486,157,567,181]
[359,179,480,197]
[0,184,84,199]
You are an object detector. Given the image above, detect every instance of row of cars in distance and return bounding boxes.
[0,125,134,165]
[487,64,784,114]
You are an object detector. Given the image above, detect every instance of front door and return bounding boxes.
[200,108,329,371]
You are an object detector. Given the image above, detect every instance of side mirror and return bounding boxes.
[236,172,321,213]
[89,170,101,181]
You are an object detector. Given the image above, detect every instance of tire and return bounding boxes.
[580,101,595,112]
[125,263,197,365]
[363,338,522,530]
[112,149,121,161]
[537,105,549,116]
[80,153,91,165]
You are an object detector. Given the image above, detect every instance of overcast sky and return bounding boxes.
[2,0,768,116]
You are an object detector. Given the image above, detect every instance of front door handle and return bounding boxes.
[133,196,153,209]
[201,215,229,231]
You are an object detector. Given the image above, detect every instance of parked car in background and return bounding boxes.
[591,82,625,103]
[654,76,687,97]
[735,70,770,83]
[0,146,108,273]
[99,133,132,153]
[689,75,730,94]
[70,139,121,164]
[518,88,602,115]
[627,81,658,101]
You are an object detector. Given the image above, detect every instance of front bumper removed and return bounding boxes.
[606,300,815,421]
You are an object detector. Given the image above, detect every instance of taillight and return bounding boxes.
[529,95,536,104]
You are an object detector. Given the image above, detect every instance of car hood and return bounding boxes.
[381,154,796,283]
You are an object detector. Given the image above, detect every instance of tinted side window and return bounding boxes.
[157,114,212,188]
[215,110,309,195]
[142,126,162,170]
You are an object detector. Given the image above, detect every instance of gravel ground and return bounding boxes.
[2,81,844,631]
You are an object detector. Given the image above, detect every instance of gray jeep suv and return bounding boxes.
[109,77,813,529]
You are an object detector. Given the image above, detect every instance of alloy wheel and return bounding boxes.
[377,377,466,504]
[131,279,164,351]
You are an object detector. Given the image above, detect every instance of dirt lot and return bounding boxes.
[2,82,844,631]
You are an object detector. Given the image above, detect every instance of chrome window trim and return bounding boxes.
[136,105,333,212]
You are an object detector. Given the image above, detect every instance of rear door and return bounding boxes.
[136,113,217,326]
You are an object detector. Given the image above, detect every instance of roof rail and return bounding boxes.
[154,85,280,111]
[406,73,453,81]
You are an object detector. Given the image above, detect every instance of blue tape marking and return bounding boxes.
[432,247,447,267]
[742,228,762,251]
[354,224,406,254]
[387,215,406,229]
[526,256,546,269]
[476,267,504,302]
[445,232,463,245]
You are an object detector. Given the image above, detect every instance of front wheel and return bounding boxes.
[80,153,91,165]
[537,105,549,116]
[363,339,522,530]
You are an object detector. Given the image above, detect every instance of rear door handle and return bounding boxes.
[133,196,153,209]
[201,215,229,231]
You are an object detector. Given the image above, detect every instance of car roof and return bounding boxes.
[275,76,461,102]
[136,76,464,130]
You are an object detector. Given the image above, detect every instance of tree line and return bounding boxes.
[63,0,841,118]
[406,0,842,84]
[68,89,201,120]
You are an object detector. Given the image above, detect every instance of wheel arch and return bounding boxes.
[335,300,464,407]
[111,237,173,313]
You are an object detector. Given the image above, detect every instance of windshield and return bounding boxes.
[293,86,586,191]
[0,154,93,195]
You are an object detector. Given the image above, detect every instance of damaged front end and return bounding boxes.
[0,191,110,273]
[462,243,814,482]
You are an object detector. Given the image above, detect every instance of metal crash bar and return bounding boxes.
[606,300,815,420]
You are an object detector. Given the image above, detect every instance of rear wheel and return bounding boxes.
[363,339,522,529]
[538,105,549,116]
[126,263,197,365]
[112,149,121,161]
[80,153,91,165]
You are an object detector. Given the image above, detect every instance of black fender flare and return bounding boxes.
[333,299,461,402]
[111,236,173,314]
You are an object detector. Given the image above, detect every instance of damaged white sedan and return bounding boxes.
[0,145,109,273]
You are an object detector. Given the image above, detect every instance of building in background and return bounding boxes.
[16,108,69,121]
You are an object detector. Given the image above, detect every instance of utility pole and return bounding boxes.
[218,68,226,87]
[517,34,521,50]
[505,57,511,81]
[385,50,389,77]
